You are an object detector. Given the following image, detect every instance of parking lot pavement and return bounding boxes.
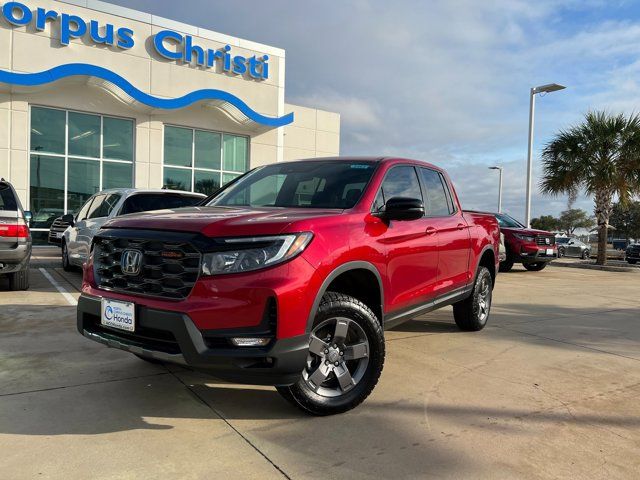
[1,265,639,479]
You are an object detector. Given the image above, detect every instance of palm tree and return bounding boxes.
[540,111,640,265]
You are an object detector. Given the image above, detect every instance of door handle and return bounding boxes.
[457,223,466,230]
[425,226,437,235]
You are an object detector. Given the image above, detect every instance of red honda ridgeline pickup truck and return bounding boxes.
[77,157,500,415]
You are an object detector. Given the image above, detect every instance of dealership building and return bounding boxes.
[0,0,340,241]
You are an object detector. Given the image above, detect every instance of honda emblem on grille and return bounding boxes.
[121,249,143,276]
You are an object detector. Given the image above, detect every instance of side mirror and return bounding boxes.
[23,211,32,225]
[379,197,424,221]
[61,213,75,227]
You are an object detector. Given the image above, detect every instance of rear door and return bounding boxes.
[418,168,471,296]
[0,183,19,252]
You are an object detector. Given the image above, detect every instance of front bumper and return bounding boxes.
[77,294,309,386]
[518,248,557,264]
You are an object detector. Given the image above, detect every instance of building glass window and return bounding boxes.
[28,106,134,239]
[163,125,248,196]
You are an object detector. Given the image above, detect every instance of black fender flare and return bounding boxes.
[305,261,384,332]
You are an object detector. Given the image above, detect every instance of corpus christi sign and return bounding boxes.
[0,1,270,80]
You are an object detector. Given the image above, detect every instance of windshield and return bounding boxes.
[207,161,378,209]
[495,213,525,228]
[121,193,203,215]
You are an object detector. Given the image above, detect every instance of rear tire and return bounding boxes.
[62,242,73,272]
[276,292,385,416]
[9,268,29,291]
[558,247,565,258]
[499,259,513,272]
[524,262,547,271]
[453,266,492,331]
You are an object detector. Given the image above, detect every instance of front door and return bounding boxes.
[377,165,440,313]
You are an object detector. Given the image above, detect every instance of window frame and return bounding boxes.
[27,105,136,232]
[162,124,250,194]
[417,167,458,218]
[370,164,425,215]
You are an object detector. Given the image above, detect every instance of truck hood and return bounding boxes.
[104,206,343,237]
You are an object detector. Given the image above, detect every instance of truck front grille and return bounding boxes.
[93,235,201,300]
[535,235,555,246]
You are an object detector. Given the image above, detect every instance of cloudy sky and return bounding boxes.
[109,0,640,221]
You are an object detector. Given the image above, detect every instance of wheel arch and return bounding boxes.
[306,261,384,332]
[476,245,497,287]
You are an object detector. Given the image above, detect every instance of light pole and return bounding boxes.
[525,83,566,227]
[489,166,503,213]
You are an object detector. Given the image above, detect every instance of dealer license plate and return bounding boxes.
[546,248,554,256]
[101,298,135,332]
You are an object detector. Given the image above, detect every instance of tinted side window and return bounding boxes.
[380,166,422,204]
[87,194,121,219]
[120,194,202,215]
[0,183,18,211]
[420,168,450,216]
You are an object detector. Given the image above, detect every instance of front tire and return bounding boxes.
[628,259,638,265]
[9,268,29,291]
[453,266,492,331]
[276,292,385,416]
[62,242,73,272]
[581,250,590,260]
[524,262,547,271]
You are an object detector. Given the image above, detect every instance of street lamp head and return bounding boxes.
[533,83,566,94]
[489,166,502,171]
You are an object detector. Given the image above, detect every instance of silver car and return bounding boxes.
[556,237,591,259]
[1,179,32,290]
[59,189,205,270]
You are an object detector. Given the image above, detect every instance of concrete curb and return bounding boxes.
[549,261,637,273]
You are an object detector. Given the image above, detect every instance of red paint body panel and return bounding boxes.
[83,157,500,340]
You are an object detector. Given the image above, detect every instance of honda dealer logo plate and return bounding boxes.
[121,249,143,276]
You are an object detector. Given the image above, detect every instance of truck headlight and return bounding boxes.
[201,232,313,275]
[514,233,536,242]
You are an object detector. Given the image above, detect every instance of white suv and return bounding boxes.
[57,189,205,271]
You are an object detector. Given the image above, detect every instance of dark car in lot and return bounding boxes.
[556,237,591,259]
[0,179,31,290]
[626,244,640,264]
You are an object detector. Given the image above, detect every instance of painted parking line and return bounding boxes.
[38,267,78,306]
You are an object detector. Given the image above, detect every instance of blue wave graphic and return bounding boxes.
[0,63,293,127]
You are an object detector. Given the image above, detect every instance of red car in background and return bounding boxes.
[492,212,557,272]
